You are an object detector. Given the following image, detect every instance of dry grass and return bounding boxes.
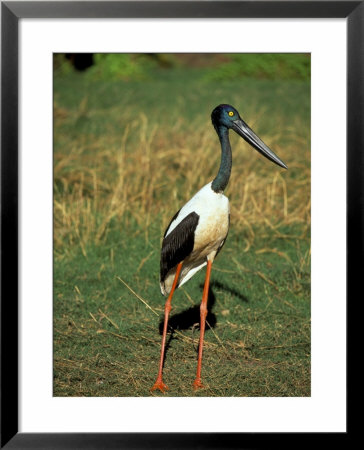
[54,106,310,256]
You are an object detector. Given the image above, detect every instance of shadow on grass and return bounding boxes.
[158,281,249,366]
[158,286,217,365]
[159,285,217,336]
[158,280,248,337]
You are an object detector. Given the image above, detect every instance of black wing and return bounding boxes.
[160,211,199,283]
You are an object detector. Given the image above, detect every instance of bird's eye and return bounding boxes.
[228,111,234,117]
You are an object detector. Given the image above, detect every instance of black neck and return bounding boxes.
[211,126,232,193]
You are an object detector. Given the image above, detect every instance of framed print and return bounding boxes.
[2,1,359,448]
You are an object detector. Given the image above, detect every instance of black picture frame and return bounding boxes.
[1,1,358,448]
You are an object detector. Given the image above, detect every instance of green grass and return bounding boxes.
[54,55,310,397]
[54,224,310,397]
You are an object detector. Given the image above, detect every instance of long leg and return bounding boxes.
[151,262,183,392]
[193,259,213,389]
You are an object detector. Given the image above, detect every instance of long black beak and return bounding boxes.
[232,118,287,169]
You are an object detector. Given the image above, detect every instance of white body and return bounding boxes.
[161,182,230,295]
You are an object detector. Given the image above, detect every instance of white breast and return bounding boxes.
[165,182,229,238]
[161,183,230,295]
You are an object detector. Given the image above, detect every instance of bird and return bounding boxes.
[151,104,287,392]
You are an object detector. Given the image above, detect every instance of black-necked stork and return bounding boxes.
[151,104,287,392]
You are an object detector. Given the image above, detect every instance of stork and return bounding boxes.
[151,104,287,392]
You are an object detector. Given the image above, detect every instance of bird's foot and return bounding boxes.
[151,378,169,393]
[193,378,205,390]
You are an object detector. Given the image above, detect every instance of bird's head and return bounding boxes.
[211,104,287,169]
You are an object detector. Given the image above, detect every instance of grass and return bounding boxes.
[54,57,310,397]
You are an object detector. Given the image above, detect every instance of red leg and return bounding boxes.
[151,262,183,393]
[193,260,212,390]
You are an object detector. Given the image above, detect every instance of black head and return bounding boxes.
[211,104,287,169]
[211,104,241,130]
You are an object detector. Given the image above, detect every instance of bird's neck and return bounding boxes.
[211,126,232,193]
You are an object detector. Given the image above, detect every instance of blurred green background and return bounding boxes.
[54,53,310,397]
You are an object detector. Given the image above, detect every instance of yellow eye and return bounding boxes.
[228,111,234,117]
